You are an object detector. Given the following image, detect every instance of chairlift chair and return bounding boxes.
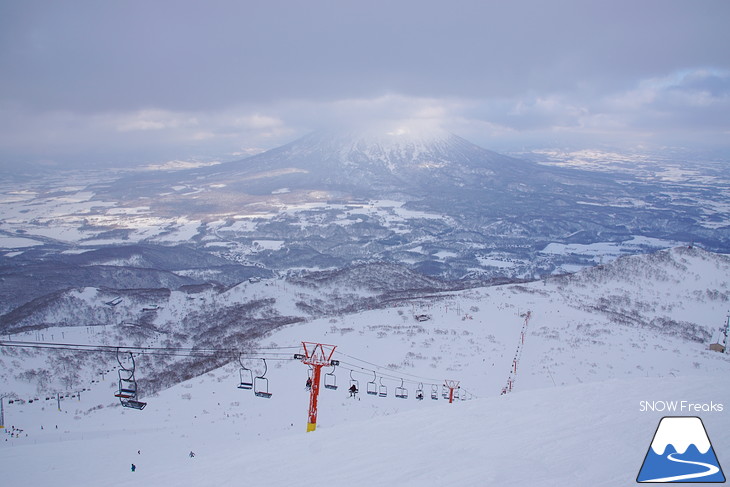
[395,379,408,399]
[123,397,147,410]
[324,364,338,390]
[305,365,313,391]
[238,368,254,390]
[442,385,449,399]
[254,358,272,398]
[431,384,439,400]
[237,354,253,390]
[378,377,388,398]
[114,350,147,410]
[116,376,138,399]
[366,371,378,395]
[349,370,359,396]
[416,383,424,401]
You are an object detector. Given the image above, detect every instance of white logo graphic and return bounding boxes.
[637,416,725,483]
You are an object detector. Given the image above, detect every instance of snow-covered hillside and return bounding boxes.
[2,246,729,485]
[3,374,728,487]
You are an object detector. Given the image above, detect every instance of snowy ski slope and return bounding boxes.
[1,246,729,485]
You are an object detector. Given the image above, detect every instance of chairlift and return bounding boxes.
[378,377,388,398]
[114,350,147,410]
[305,365,313,391]
[254,358,272,398]
[416,383,424,401]
[431,384,439,400]
[324,364,338,390]
[395,379,408,399]
[237,354,253,390]
[348,370,359,397]
[366,371,378,396]
[442,385,449,399]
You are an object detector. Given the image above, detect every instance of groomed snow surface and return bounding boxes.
[2,247,729,485]
[2,374,728,486]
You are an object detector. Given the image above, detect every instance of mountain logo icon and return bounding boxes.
[637,416,726,483]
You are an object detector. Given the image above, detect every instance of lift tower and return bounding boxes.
[294,342,338,432]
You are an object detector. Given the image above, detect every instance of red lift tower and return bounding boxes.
[444,379,460,404]
[294,342,338,432]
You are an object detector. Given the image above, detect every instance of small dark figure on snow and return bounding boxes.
[348,384,358,397]
[131,464,136,472]
[189,451,195,458]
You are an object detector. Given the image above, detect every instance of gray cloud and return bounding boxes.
[1,0,729,167]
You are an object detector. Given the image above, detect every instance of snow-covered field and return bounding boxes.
[0,170,690,279]
[2,246,729,485]
[3,372,727,486]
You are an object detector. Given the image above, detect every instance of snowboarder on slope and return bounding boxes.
[189,451,195,458]
[131,464,136,472]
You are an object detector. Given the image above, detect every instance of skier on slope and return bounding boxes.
[131,464,136,472]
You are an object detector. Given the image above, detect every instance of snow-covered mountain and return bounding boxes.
[2,129,728,319]
[105,128,629,223]
[197,129,548,197]
[2,125,729,484]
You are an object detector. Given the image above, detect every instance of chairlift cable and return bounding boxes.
[335,361,441,389]
[2,341,473,398]
[0,340,295,361]
[333,351,444,384]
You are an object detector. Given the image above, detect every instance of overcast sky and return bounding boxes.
[1,0,729,168]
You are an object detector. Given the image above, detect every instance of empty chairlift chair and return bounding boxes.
[366,371,378,396]
[378,377,388,398]
[114,350,147,410]
[324,364,338,390]
[395,379,408,399]
[431,384,439,400]
[237,354,253,390]
[254,358,272,398]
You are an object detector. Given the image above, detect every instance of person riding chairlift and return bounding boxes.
[348,384,358,397]
[306,378,312,390]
